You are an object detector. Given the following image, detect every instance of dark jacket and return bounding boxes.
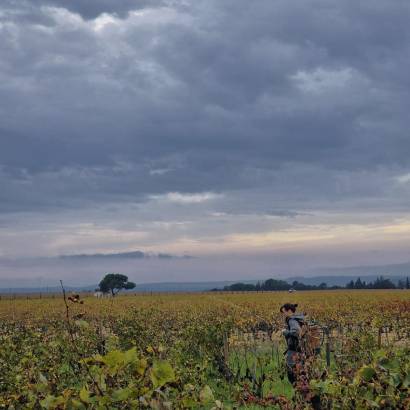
[284,314,304,352]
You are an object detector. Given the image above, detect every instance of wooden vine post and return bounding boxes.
[324,326,331,367]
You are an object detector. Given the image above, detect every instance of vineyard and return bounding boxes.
[0,290,409,409]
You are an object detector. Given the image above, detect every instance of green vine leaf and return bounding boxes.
[151,360,175,388]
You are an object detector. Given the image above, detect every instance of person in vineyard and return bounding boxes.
[280,303,321,409]
[280,303,304,384]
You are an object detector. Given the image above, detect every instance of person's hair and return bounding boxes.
[280,303,298,313]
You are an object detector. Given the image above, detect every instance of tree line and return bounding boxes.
[346,276,410,290]
[213,276,410,292]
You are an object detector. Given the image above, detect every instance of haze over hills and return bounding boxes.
[0,258,409,292]
[285,275,406,287]
[307,261,410,278]
[0,281,254,294]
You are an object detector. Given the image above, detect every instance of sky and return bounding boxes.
[1,0,410,285]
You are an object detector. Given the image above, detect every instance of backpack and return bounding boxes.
[293,317,323,357]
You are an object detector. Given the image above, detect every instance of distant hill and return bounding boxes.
[309,261,410,276]
[1,260,409,293]
[0,285,97,294]
[1,274,408,294]
[299,261,410,286]
[286,274,407,287]
[129,280,258,292]
[0,280,258,294]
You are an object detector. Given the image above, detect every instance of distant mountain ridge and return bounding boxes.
[0,280,256,294]
[285,274,406,287]
[303,261,410,285]
[1,260,409,293]
[310,261,410,276]
[1,274,408,294]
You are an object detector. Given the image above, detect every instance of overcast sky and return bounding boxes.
[1,0,410,285]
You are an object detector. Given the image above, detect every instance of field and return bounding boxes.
[0,290,409,409]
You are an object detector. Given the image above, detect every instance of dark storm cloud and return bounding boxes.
[1,0,410,214]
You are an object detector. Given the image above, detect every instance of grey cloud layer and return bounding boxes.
[1,0,166,20]
[1,0,410,215]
